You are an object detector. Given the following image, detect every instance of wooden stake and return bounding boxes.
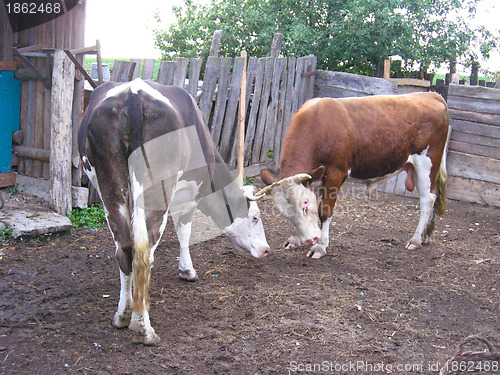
[237,50,247,188]
[49,50,75,215]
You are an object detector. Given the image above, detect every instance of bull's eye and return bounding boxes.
[253,216,259,224]
[303,198,309,214]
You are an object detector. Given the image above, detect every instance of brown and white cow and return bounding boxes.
[258,92,449,258]
[79,78,269,345]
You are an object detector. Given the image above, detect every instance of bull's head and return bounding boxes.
[256,167,325,247]
[223,186,270,258]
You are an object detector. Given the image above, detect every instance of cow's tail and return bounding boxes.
[126,90,151,313]
[434,127,450,217]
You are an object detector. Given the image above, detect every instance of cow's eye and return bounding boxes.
[253,216,259,224]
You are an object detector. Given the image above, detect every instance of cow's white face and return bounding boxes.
[223,187,270,258]
[271,180,321,245]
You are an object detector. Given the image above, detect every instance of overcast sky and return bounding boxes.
[84,0,499,73]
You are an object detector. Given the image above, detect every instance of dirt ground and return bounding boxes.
[1,183,499,375]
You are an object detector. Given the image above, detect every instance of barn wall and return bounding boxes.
[312,71,500,207]
[4,2,86,180]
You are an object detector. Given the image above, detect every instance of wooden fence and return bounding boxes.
[446,84,500,206]
[106,54,317,172]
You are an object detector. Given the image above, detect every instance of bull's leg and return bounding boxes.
[307,172,343,259]
[406,153,436,250]
[177,209,198,281]
[113,269,133,328]
[306,216,333,259]
[284,231,301,250]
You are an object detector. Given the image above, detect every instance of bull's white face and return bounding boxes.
[223,199,270,258]
[271,179,321,246]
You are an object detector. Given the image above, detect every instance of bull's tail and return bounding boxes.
[434,128,451,217]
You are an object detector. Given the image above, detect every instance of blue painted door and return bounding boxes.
[0,70,21,173]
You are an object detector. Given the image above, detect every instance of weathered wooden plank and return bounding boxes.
[314,70,397,98]
[220,57,245,163]
[451,130,500,149]
[198,57,221,124]
[449,139,500,160]
[131,58,141,79]
[304,55,317,102]
[448,84,500,101]
[49,50,75,215]
[273,59,290,166]
[173,58,189,88]
[141,59,155,80]
[187,58,202,99]
[25,79,35,176]
[448,151,500,184]
[43,81,51,180]
[110,60,136,82]
[210,58,232,146]
[450,119,500,139]
[447,175,500,207]
[281,56,296,136]
[260,58,287,161]
[449,108,500,127]
[252,58,275,164]
[33,80,44,177]
[295,56,308,109]
[156,61,176,85]
[244,57,264,164]
[447,94,500,115]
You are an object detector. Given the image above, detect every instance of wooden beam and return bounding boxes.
[383,59,391,79]
[64,49,97,88]
[13,145,50,161]
[49,50,75,215]
[270,33,283,57]
[12,47,51,89]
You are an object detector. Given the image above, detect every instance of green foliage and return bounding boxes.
[243,176,256,185]
[0,227,13,244]
[68,204,106,229]
[153,0,498,76]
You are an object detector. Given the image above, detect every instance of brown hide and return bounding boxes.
[279,92,449,219]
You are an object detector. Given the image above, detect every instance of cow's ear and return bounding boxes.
[260,168,277,186]
[309,166,325,182]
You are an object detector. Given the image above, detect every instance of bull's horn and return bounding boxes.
[255,184,275,197]
[292,173,312,184]
[255,173,312,196]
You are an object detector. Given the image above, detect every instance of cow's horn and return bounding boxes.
[292,173,313,184]
[255,184,275,197]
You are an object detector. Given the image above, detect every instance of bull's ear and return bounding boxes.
[260,168,277,186]
[309,166,325,182]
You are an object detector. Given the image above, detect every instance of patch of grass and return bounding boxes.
[0,227,13,244]
[243,176,256,186]
[68,204,106,229]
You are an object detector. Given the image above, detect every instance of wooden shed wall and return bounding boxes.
[446,84,500,206]
[3,2,86,179]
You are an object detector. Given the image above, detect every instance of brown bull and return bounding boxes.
[259,92,449,258]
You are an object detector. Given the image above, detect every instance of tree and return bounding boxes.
[153,0,498,76]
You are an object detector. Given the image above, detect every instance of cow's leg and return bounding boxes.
[177,209,198,281]
[284,230,301,250]
[113,269,133,328]
[307,172,343,259]
[406,153,436,250]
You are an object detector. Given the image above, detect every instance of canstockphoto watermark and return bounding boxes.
[289,360,429,373]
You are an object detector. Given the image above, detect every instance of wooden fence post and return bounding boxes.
[210,30,222,57]
[49,50,75,215]
[237,51,247,188]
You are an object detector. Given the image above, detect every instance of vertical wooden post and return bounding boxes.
[383,59,391,79]
[210,30,222,57]
[470,62,479,86]
[270,33,283,57]
[49,50,75,215]
[237,51,247,188]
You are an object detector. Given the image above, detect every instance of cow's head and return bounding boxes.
[223,186,270,259]
[256,167,325,246]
